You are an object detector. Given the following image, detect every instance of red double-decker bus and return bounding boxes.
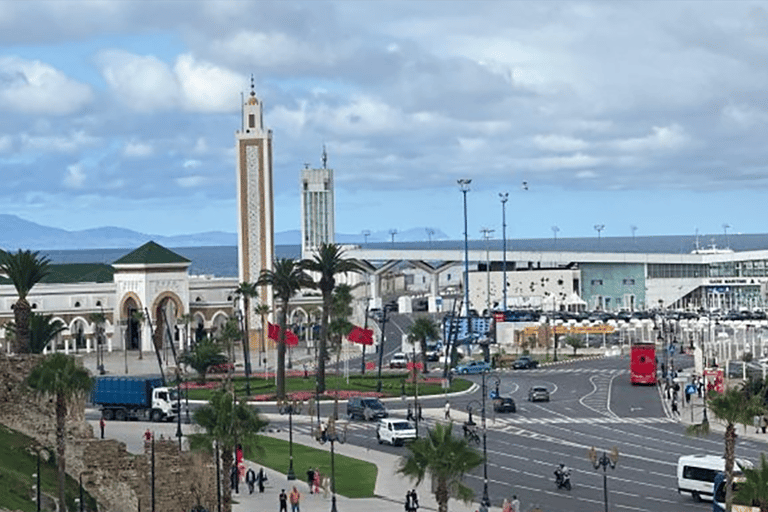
[630,343,657,385]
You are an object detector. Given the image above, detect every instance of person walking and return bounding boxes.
[257,468,267,493]
[312,468,321,494]
[671,398,680,417]
[306,468,315,494]
[245,467,256,494]
[511,495,520,512]
[501,498,511,512]
[289,486,301,512]
[99,417,105,439]
[444,401,451,420]
[279,489,288,512]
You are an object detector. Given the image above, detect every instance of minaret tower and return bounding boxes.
[236,77,274,328]
[300,146,335,259]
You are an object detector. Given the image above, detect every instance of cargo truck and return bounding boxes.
[630,343,657,385]
[92,376,178,422]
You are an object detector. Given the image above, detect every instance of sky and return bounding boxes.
[2,0,768,243]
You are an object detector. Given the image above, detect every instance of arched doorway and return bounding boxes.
[153,295,181,358]
[122,296,142,350]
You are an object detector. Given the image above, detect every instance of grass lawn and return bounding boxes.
[244,435,378,499]
[185,372,472,401]
[0,425,97,512]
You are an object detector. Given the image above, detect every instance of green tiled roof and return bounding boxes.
[113,241,190,266]
[42,263,115,284]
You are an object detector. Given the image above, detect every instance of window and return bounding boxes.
[683,466,718,483]
[248,113,255,128]
[623,279,635,285]
[591,279,603,286]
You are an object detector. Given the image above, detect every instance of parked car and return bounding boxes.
[528,386,550,402]
[512,356,539,370]
[492,397,517,413]
[452,360,491,375]
[376,418,417,446]
[347,397,388,421]
[389,352,409,369]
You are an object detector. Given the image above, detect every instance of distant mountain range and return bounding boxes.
[0,214,449,250]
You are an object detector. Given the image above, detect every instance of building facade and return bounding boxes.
[300,149,335,259]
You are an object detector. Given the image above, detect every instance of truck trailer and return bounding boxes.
[92,376,178,422]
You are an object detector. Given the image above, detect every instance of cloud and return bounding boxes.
[97,50,178,112]
[612,124,689,152]
[63,162,86,189]
[176,175,207,188]
[0,56,92,114]
[174,54,242,112]
[20,130,98,153]
[533,134,589,152]
[0,135,11,152]
[123,140,154,157]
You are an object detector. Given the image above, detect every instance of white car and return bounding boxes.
[376,418,417,446]
[389,352,408,369]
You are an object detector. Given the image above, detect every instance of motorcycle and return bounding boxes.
[554,468,572,490]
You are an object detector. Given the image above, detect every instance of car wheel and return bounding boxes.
[692,491,701,502]
[377,432,383,444]
[150,409,163,422]
[102,409,115,421]
[115,409,127,421]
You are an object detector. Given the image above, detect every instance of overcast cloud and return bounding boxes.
[1,0,767,242]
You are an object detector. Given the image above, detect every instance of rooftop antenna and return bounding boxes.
[322,145,328,169]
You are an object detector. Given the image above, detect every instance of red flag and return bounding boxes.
[268,322,280,341]
[348,325,374,345]
[365,361,375,370]
[285,329,299,346]
[406,361,424,371]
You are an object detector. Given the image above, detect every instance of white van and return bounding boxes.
[677,455,752,502]
[376,418,417,446]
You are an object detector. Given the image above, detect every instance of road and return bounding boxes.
[266,354,767,512]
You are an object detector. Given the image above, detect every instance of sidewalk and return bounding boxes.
[232,413,481,512]
[661,370,768,445]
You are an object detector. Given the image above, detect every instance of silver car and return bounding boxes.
[528,386,550,402]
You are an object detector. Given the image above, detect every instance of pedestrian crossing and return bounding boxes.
[518,368,628,375]
[495,416,674,427]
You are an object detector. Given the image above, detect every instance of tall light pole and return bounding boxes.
[594,224,605,242]
[589,446,619,512]
[362,229,370,245]
[279,399,299,480]
[480,227,494,316]
[480,373,500,507]
[426,228,435,245]
[389,229,398,245]
[499,192,508,312]
[722,223,731,249]
[552,225,559,250]
[458,179,472,321]
[316,416,346,512]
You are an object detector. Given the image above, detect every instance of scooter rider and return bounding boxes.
[554,463,571,488]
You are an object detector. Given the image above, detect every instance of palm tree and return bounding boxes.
[254,303,271,371]
[687,385,764,511]
[234,282,258,395]
[180,338,228,384]
[397,422,484,512]
[408,316,440,373]
[189,389,268,512]
[0,249,51,353]
[257,258,314,399]
[4,312,67,354]
[564,335,585,356]
[216,318,242,393]
[329,284,354,373]
[26,353,92,511]
[735,453,768,512]
[301,243,360,393]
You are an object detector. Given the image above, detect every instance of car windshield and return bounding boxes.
[362,399,383,409]
[392,422,412,430]
[533,387,547,392]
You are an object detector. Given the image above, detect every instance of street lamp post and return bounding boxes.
[480,372,500,507]
[480,227,494,316]
[589,447,619,512]
[499,192,508,312]
[176,369,183,450]
[316,416,346,512]
[458,179,472,322]
[33,449,41,512]
[376,307,389,393]
[279,399,300,480]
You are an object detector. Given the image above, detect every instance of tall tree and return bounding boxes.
[735,453,768,512]
[301,243,360,393]
[189,389,268,512]
[234,282,258,395]
[407,316,440,373]
[687,385,764,512]
[27,353,92,511]
[397,422,484,512]
[257,258,314,399]
[254,303,271,371]
[329,284,354,374]
[0,249,51,353]
[216,318,242,393]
